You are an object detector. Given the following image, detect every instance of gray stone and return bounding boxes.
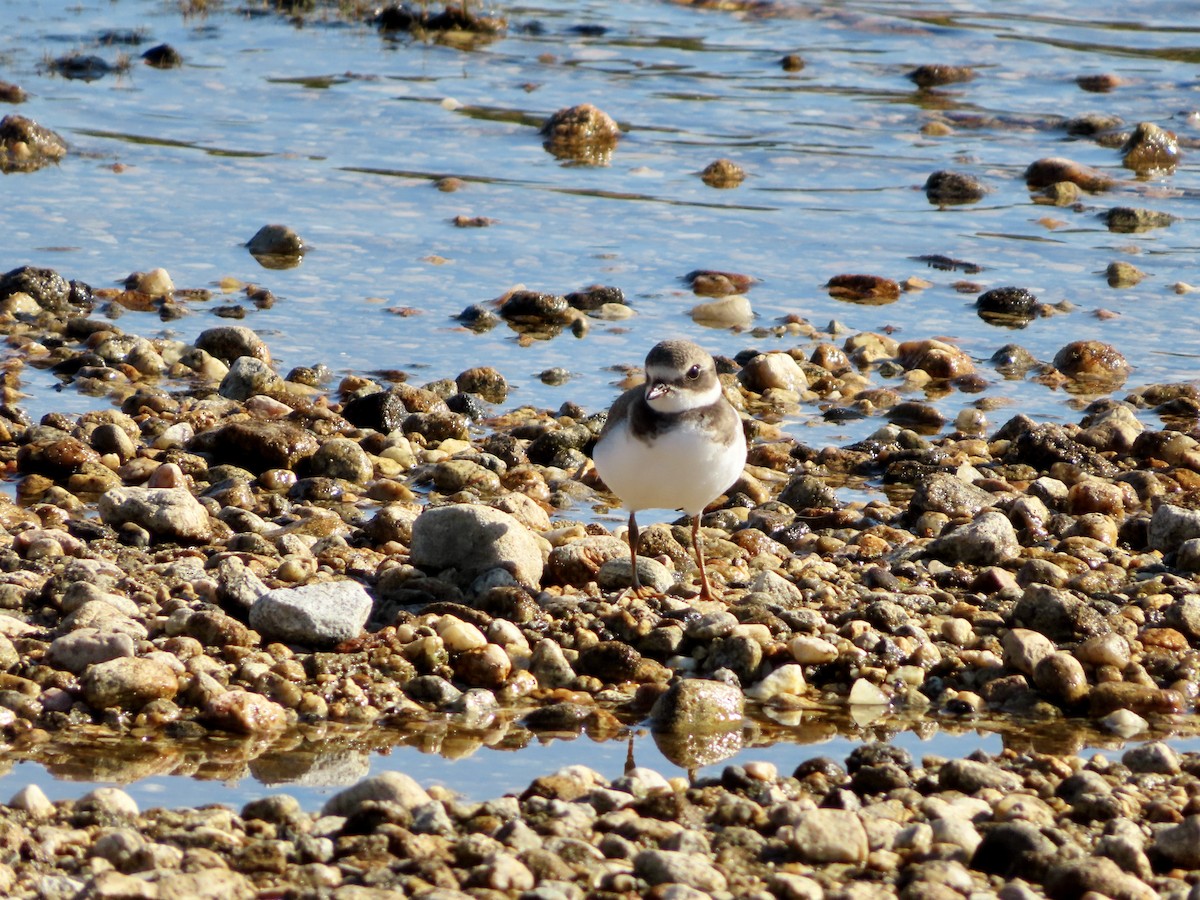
[1001,628,1056,676]
[790,809,869,864]
[308,438,374,484]
[651,678,744,734]
[195,325,271,365]
[531,638,576,690]
[410,504,543,588]
[938,758,1023,793]
[1044,855,1156,900]
[927,510,1019,565]
[249,581,373,647]
[98,486,212,542]
[634,848,727,892]
[1154,816,1200,869]
[1122,740,1180,775]
[47,628,135,674]
[216,557,270,610]
[322,771,432,817]
[597,556,673,593]
[910,473,997,518]
[219,356,285,401]
[247,224,306,260]
[81,657,178,711]
[1149,503,1200,553]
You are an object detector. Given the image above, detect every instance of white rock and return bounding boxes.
[747,664,807,700]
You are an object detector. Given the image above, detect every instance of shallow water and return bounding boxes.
[2,0,1200,804]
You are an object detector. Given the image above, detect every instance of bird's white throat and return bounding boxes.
[644,374,722,414]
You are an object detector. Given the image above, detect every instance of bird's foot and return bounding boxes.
[613,584,662,603]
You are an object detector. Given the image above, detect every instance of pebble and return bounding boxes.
[249,581,374,647]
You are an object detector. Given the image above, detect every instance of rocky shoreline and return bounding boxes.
[0,260,1199,896]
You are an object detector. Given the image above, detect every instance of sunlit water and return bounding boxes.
[2,0,1200,807]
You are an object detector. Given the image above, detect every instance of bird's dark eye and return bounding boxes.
[687,365,701,379]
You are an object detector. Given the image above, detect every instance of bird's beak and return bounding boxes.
[646,381,670,400]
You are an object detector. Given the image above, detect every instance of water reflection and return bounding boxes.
[5,705,1200,810]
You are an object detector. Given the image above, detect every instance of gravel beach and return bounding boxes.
[0,258,1197,896]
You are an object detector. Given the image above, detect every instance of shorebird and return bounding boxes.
[593,339,746,601]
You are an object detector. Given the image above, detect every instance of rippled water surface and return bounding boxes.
[3,0,1200,806]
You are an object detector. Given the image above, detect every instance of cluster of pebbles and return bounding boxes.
[0,259,1197,894]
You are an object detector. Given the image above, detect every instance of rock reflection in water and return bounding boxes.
[9,708,1200,808]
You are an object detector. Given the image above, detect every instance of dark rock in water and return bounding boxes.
[375,2,506,35]
[1064,113,1122,135]
[456,303,499,331]
[194,421,319,473]
[924,170,987,205]
[990,343,1039,375]
[195,325,271,365]
[444,391,486,420]
[342,389,408,432]
[780,53,805,72]
[1106,261,1144,288]
[976,286,1039,325]
[247,224,306,268]
[0,81,27,103]
[1053,340,1130,384]
[650,678,744,734]
[1121,121,1179,174]
[565,285,625,311]
[1076,72,1122,92]
[403,411,469,443]
[455,366,508,403]
[0,265,73,310]
[907,64,975,88]
[885,401,945,433]
[49,54,114,81]
[499,290,569,323]
[825,274,900,305]
[685,270,756,296]
[700,158,745,188]
[1104,206,1177,233]
[0,115,67,173]
[141,44,183,69]
[540,103,619,164]
[1024,156,1114,192]
[999,419,1118,477]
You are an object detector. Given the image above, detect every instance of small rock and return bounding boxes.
[219,357,286,400]
[97,486,211,542]
[925,170,987,205]
[1024,156,1114,192]
[908,64,975,88]
[249,581,373,647]
[825,274,901,304]
[927,510,1019,565]
[691,293,752,328]
[1106,260,1145,288]
[247,224,306,264]
[634,849,727,892]
[790,809,868,863]
[700,158,745,188]
[1104,206,1177,233]
[81,657,179,711]
[540,103,619,164]
[651,679,744,733]
[411,504,543,588]
[1052,340,1129,384]
[202,690,288,734]
[323,771,432,817]
[1121,121,1180,173]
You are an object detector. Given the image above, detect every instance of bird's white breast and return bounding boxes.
[594,414,746,516]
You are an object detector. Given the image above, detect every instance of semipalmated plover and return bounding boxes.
[593,339,747,601]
